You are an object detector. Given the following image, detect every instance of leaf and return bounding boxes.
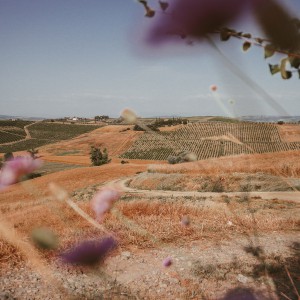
[255,38,264,44]
[242,41,251,52]
[264,45,275,59]
[280,58,292,79]
[145,8,155,17]
[242,33,252,38]
[220,31,231,41]
[285,71,292,79]
[159,1,169,12]
[138,0,155,17]
[289,57,300,69]
[268,64,280,75]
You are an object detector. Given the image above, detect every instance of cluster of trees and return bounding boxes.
[133,118,188,132]
[153,118,188,127]
[133,124,159,131]
[94,115,109,122]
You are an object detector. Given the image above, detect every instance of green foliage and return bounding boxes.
[4,152,14,162]
[27,148,39,159]
[280,58,292,80]
[0,120,33,128]
[95,115,109,121]
[29,122,100,140]
[90,146,111,166]
[211,178,224,193]
[167,151,195,164]
[208,117,240,123]
[0,139,54,153]
[0,132,25,143]
[264,45,275,59]
[242,41,251,52]
[269,64,280,75]
[133,124,159,131]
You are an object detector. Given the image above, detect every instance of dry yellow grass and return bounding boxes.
[278,124,300,142]
[2,195,298,265]
[148,150,300,177]
[0,163,147,205]
[39,125,142,157]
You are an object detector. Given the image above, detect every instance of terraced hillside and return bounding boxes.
[0,122,102,153]
[121,122,300,160]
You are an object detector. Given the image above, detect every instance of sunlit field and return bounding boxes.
[1,0,300,299]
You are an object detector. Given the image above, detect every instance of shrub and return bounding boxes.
[167,151,193,164]
[4,152,14,162]
[27,148,39,159]
[90,146,111,166]
[133,124,159,131]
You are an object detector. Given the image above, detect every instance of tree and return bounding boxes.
[90,146,111,166]
[137,0,300,79]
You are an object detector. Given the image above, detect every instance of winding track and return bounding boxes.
[106,177,300,203]
[0,121,43,146]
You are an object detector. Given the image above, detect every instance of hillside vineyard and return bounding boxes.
[121,122,300,160]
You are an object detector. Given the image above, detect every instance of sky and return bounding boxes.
[0,0,299,119]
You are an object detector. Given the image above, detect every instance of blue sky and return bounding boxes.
[0,0,299,118]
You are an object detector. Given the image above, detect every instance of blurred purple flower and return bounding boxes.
[147,0,250,44]
[221,287,258,300]
[91,187,121,221]
[0,156,42,190]
[181,215,191,226]
[61,236,117,266]
[162,257,172,267]
[252,0,300,51]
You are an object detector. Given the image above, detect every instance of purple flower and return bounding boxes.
[181,215,191,226]
[91,188,121,221]
[162,257,172,267]
[146,0,250,44]
[0,156,42,190]
[61,236,117,266]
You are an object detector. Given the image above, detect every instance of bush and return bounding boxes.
[167,151,194,164]
[27,148,39,159]
[133,124,159,131]
[90,146,111,166]
[4,152,14,162]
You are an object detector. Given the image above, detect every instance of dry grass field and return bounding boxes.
[0,122,299,299]
[278,124,300,142]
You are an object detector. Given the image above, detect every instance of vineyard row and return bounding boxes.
[121,139,300,161]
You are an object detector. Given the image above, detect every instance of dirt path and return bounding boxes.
[108,177,300,203]
[1,168,299,299]
[0,121,42,147]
